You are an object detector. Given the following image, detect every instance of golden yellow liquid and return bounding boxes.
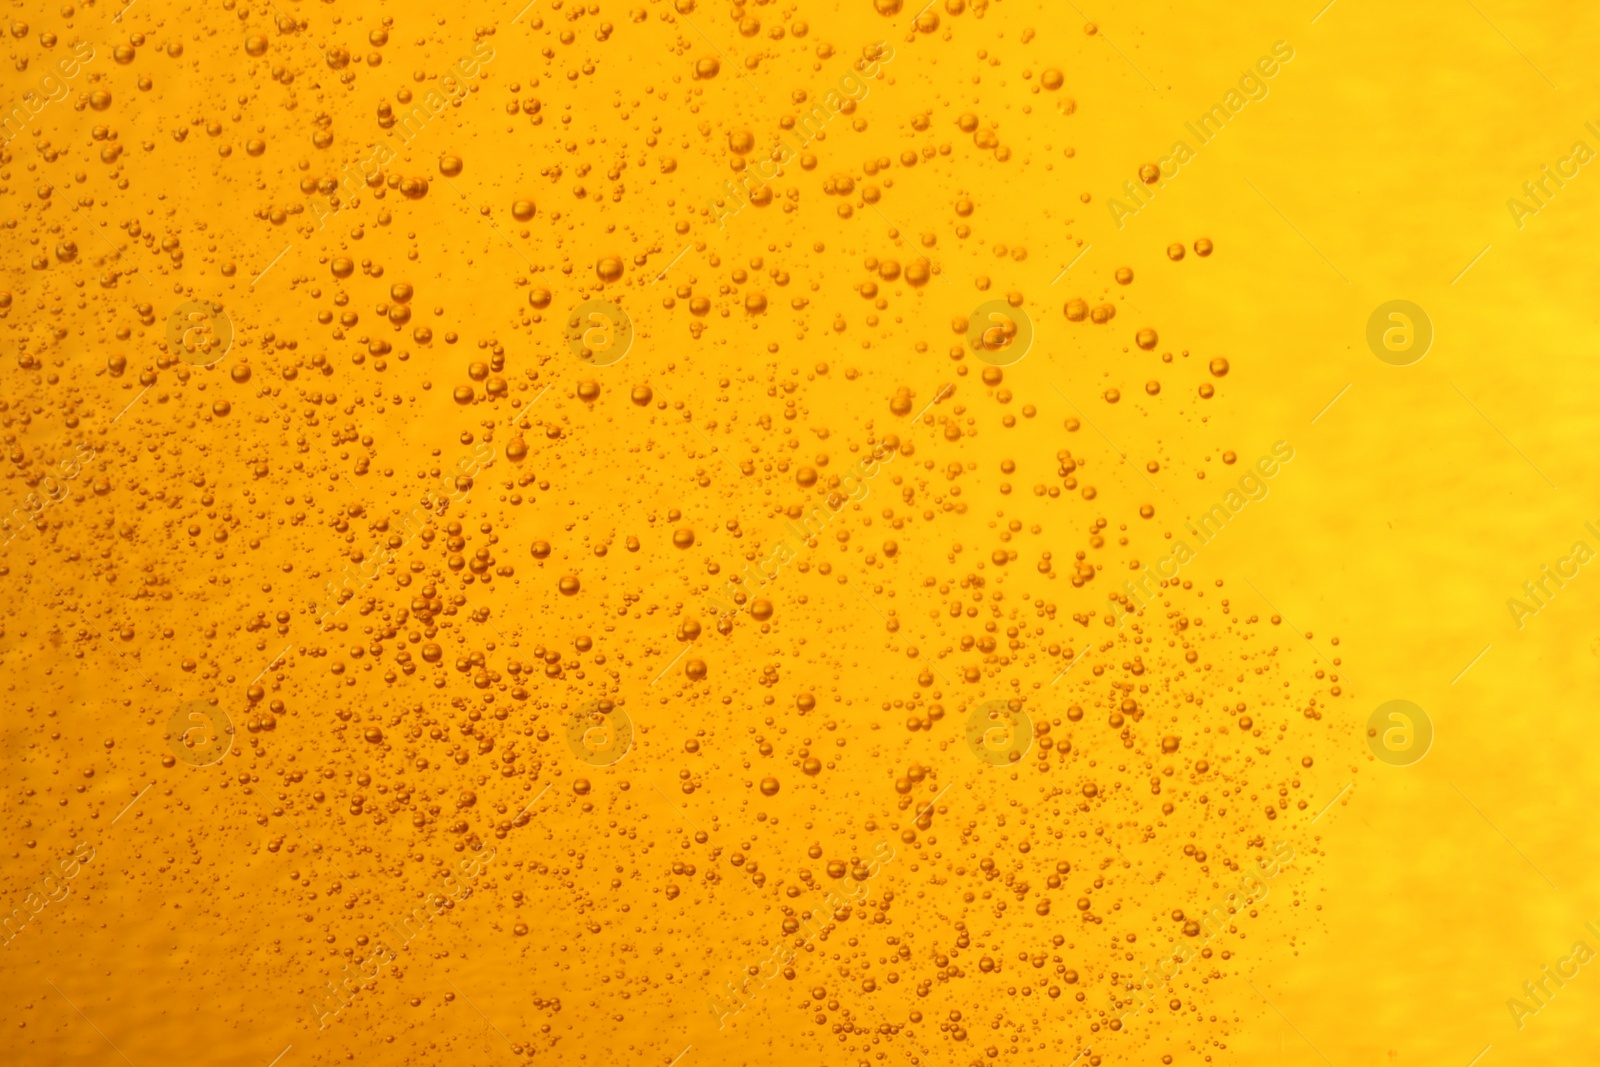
[2,0,1592,1064]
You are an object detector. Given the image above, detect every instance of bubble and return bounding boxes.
[630,385,653,405]
[391,282,413,303]
[966,699,1032,765]
[672,528,695,549]
[212,400,231,417]
[797,692,816,711]
[694,57,720,79]
[1063,299,1086,322]
[577,380,600,403]
[1161,735,1180,753]
[796,466,818,487]
[685,658,707,680]
[568,701,634,766]
[532,540,551,558]
[400,176,429,199]
[1041,69,1064,90]
[331,257,354,278]
[438,154,463,177]
[1139,163,1160,184]
[453,385,475,404]
[512,199,536,221]
[678,618,702,641]
[1194,237,1214,256]
[1166,242,1186,261]
[364,726,384,743]
[802,757,822,775]
[750,599,773,621]
[505,438,528,462]
[729,130,754,154]
[244,35,267,56]
[558,574,581,595]
[167,301,234,366]
[759,776,780,796]
[1209,357,1230,377]
[905,259,931,286]
[573,778,591,795]
[1136,328,1158,349]
[165,701,234,767]
[88,90,110,111]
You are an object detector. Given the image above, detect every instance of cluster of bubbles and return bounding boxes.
[0,2,1353,1065]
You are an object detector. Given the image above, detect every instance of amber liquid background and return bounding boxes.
[3,0,1597,1064]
